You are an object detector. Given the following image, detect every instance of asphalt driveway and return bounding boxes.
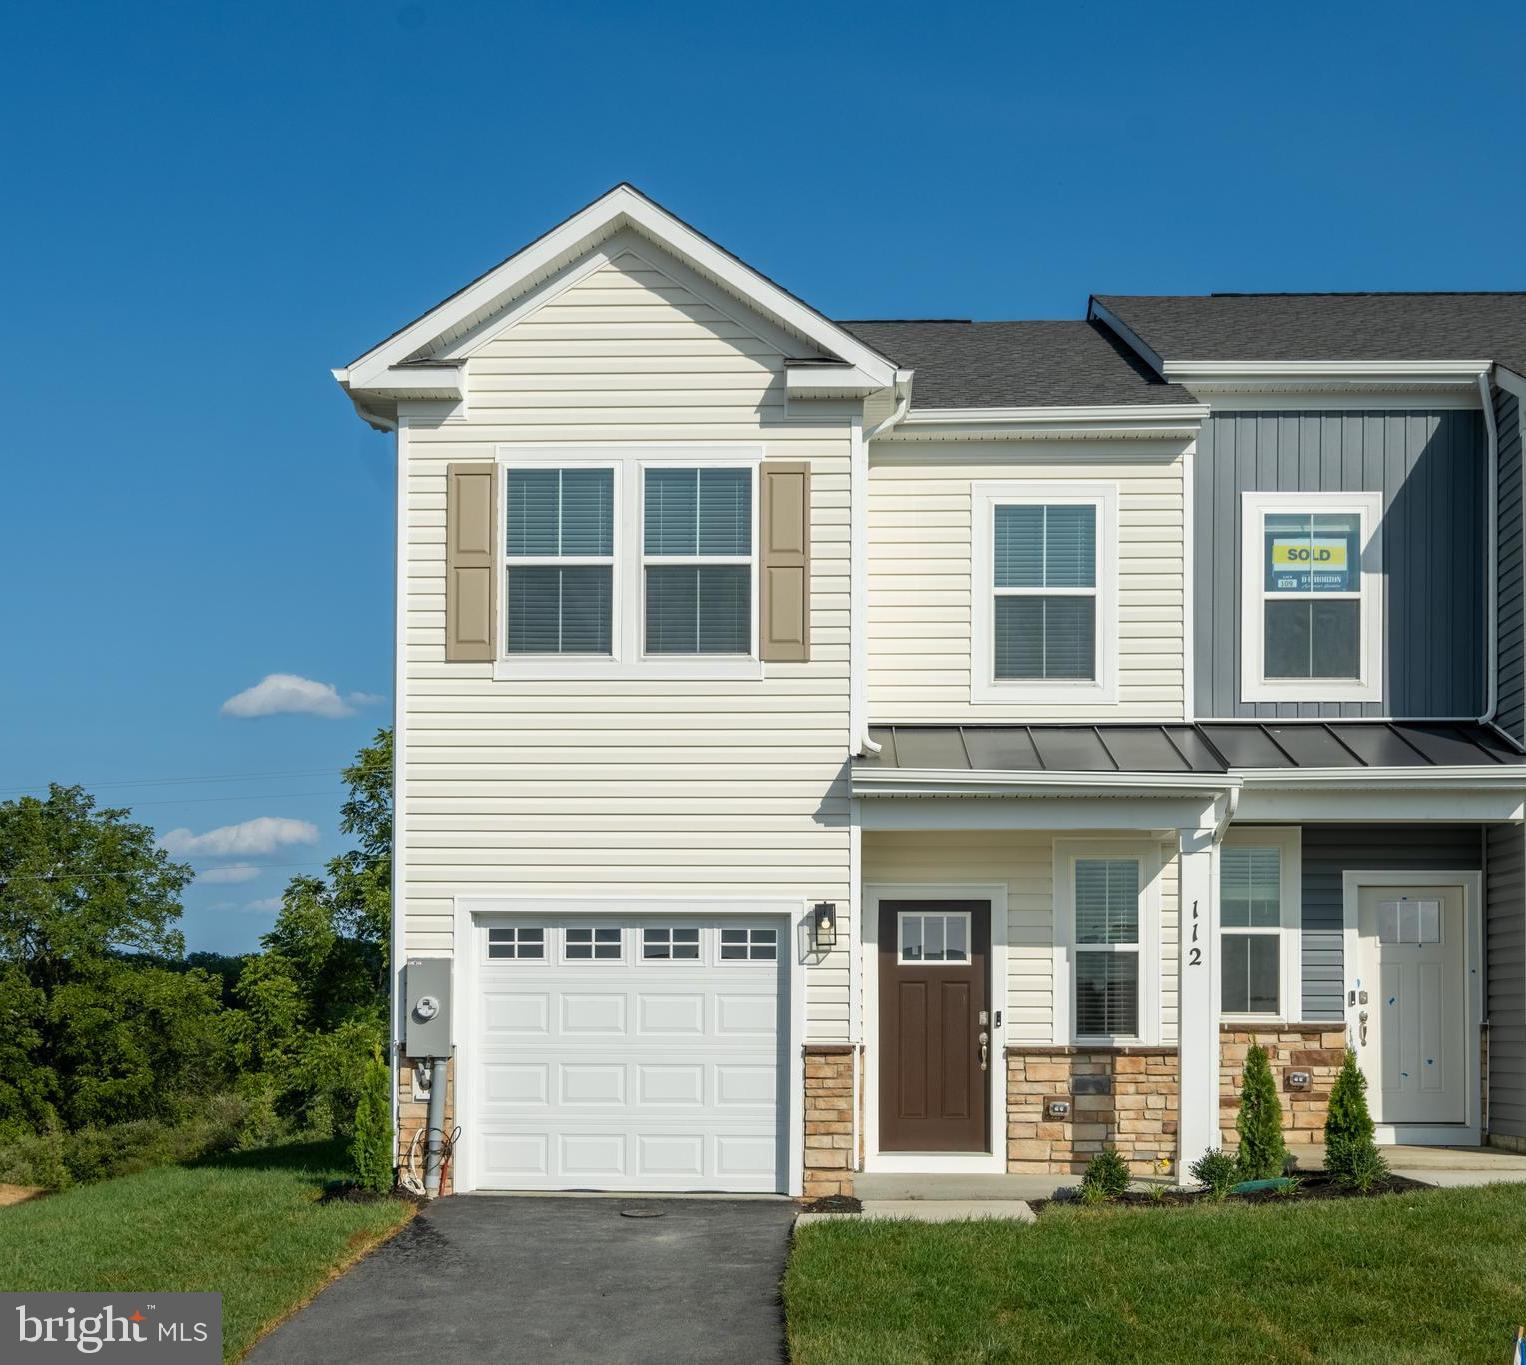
[246,1195,796,1364]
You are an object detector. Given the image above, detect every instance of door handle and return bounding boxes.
[978,1030,989,1072]
[1358,1010,1369,1047]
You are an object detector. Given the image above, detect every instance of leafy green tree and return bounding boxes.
[1234,1043,1287,1180]
[0,786,224,1134]
[227,729,392,1134]
[350,1045,394,1193]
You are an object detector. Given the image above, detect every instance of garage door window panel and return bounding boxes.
[487,925,545,961]
[566,926,623,961]
[642,926,701,961]
[720,928,777,961]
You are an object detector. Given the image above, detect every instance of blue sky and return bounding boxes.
[3,1,1523,954]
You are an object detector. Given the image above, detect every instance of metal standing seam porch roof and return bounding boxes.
[858,723,1526,775]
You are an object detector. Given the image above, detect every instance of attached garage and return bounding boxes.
[465,912,794,1193]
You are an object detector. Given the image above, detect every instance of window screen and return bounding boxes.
[993,503,1097,680]
[644,468,753,654]
[505,468,615,654]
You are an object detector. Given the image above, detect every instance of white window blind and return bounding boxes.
[505,468,614,654]
[643,467,753,654]
[1220,845,1282,1015]
[1073,858,1139,1037]
[993,503,1097,680]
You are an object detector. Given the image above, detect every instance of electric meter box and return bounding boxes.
[404,957,452,1058]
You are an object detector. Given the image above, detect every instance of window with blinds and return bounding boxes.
[643,466,753,654]
[1073,858,1140,1037]
[1221,845,1281,1015]
[993,502,1097,680]
[504,467,615,654]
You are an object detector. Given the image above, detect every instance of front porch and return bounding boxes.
[805,722,1526,1198]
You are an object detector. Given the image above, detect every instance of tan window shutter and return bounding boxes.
[445,462,498,661]
[760,461,810,662]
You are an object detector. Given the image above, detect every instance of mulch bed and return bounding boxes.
[802,1193,864,1214]
[1030,1170,1430,1214]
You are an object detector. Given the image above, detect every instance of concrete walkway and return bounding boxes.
[246,1195,796,1365]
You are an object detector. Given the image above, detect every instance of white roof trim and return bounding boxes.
[882,403,1207,442]
[337,183,897,393]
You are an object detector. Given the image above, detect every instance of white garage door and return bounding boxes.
[474,915,788,1193]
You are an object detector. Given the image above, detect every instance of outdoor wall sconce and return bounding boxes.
[812,902,838,950]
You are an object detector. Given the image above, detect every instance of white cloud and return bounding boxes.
[220,673,383,720]
[243,897,283,914]
[197,864,261,885]
[161,817,319,859]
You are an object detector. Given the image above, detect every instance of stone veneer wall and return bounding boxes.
[1004,1027,1347,1175]
[1006,1047,1179,1175]
[803,1044,856,1198]
[1219,1024,1346,1147]
[398,1057,455,1196]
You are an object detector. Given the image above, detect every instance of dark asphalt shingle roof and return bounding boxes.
[858,722,1526,774]
[1093,292,1526,379]
[837,319,1195,409]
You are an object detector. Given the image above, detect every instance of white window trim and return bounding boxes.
[494,445,765,681]
[896,909,973,965]
[1053,839,1160,1046]
[971,481,1118,705]
[1219,826,1302,1025]
[1239,490,1383,704]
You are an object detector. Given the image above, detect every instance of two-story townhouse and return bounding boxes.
[336,186,1526,1199]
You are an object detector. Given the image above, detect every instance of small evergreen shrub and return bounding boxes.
[1234,1043,1288,1180]
[1324,1048,1375,1181]
[1079,1148,1132,1202]
[350,1046,394,1194]
[1189,1147,1238,1200]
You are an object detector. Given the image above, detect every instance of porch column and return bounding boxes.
[1176,822,1221,1176]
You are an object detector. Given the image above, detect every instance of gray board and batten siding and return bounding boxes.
[1194,409,1486,719]
[1300,825,1485,1021]
[1496,387,1524,746]
[1487,823,1526,1140]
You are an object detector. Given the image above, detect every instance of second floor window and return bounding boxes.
[643,467,753,654]
[994,502,1097,680]
[1240,491,1381,703]
[972,482,1117,704]
[505,467,615,654]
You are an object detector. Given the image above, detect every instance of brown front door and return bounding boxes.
[878,900,990,1152]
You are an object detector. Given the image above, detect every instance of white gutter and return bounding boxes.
[1480,367,1500,725]
[854,371,914,757]
[852,767,1242,799]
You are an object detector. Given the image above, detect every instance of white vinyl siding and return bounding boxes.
[863,831,1182,1045]
[397,239,852,1037]
[868,445,1186,721]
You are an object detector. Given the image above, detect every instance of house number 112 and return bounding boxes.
[1188,898,1202,967]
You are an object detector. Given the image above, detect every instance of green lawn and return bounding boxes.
[786,1184,1526,1364]
[0,1141,411,1362]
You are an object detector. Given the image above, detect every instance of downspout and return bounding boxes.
[1212,784,1241,843]
[854,371,913,757]
[1479,367,1500,725]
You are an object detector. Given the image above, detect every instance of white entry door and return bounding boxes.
[473,916,787,1192]
[1354,884,1466,1126]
